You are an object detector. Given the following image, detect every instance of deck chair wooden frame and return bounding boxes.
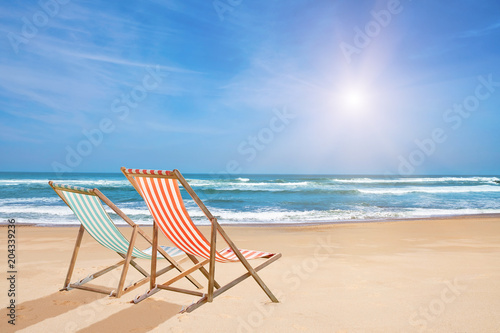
[121,167,281,312]
[49,181,202,298]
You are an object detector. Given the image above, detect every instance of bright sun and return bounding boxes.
[342,90,365,110]
[341,89,368,111]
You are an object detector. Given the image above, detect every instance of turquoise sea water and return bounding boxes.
[1,172,500,226]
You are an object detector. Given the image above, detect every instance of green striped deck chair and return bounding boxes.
[49,182,202,298]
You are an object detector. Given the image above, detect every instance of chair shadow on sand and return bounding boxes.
[0,289,105,331]
[0,288,181,332]
[76,298,181,333]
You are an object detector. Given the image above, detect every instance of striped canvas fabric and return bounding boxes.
[55,184,182,259]
[125,169,172,176]
[129,173,274,263]
[141,245,184,257]
[51,183,94,194]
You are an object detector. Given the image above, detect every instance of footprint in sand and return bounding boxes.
[53,300,79,306]
[218,313,233,319]
[220,295,242,300]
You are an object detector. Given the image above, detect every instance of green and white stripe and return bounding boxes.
[52,183,94,194]
[61,190,183,259]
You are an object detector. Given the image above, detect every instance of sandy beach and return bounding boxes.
[1,215,499,332]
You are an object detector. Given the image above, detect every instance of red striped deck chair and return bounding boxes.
[49,181,202,298]
[121,167,281,312]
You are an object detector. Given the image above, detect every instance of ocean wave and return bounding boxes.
[0,197,60,204]
[330,176,500,184]
[6,205,500,226]
[358,185,500,195]
[190,207,500,223]
[0,179,128,187]
[405,208,500,217]
[177,176,500,192]
[118,207,153,215]
[0,179,51,186]
[159,208,402,223]
[200,188,358,195]
[161,207,500,223]
[184,179,215,186]
[0,205,76,216]
[3,173,500,226]
[191,181,312,188]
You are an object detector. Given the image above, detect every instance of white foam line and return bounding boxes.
[0,179,128,186]
[331,176,500,184]
[358,185,500,194]
[0,197,60,204]
[10,207,500,226]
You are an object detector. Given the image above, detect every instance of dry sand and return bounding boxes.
[1,215,499,332]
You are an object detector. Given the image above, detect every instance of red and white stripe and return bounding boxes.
[126,169,171,176]
[130,173,273,263]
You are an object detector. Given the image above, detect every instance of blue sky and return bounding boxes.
[1,0,499,175]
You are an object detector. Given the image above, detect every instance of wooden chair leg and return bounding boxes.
[216,223,279,302]
[183,253,282,313]
[63,225,85,290]
[151,222,158,290]
[116,226,139,297]
[207,219,217,302]
[186,254,221,289]
[116,253,149,277]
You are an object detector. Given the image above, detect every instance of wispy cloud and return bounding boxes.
[144,121,218,135]
[459,20,500,38]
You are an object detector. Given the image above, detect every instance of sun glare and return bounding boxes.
[343,90,366,109]
[335,87,372,117]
